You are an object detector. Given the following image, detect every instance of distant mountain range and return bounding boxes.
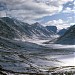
[44,25,75,45]
[46,26,67,36]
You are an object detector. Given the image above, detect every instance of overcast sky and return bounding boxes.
[0,0,75,30]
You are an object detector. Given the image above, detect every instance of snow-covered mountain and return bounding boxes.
[31,22,57,39]
[0,17,56,40]
[0,17,33,40]
[55,25,75,45]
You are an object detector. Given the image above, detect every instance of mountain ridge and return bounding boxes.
[0,17,56,40]
[55,25,75,45]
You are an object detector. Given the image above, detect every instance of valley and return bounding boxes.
[0,17,75,75]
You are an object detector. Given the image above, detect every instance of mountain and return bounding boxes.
[0,19,18,39]
[46,26,68,36]
[0,17,56,40]
[0,17,32,39]
[31,22,56,39]
[55,25,75,45]
[0,17,57,49]
[46,26,57,33]
[57,29,67,36]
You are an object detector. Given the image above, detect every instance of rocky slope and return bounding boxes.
[55,25,75,45]
[0,17,56,40]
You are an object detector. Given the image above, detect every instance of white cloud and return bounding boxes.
[45,19,71,30]
[0,0,73,23]
[70,23,75,25]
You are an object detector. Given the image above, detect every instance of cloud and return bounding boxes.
[0,2,7,11]
[0,11,6,17]
[62,0,75,13]
[0,0,73,23]
[63,7,75,13]
[45,19,72,30]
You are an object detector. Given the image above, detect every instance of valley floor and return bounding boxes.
[0,38,75,75]
[0,44,75,75]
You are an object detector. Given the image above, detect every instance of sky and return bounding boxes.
[0,0,75,30]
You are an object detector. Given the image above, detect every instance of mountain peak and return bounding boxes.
[34,22,40,25]
[32,22,43,28]
[32,22,41,26]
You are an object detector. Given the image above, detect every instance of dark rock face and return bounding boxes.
[46,26,57,33]
[55,25,75,45]
[0,19,17,39]
[57,29,67,36]
[0,17,32,39]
